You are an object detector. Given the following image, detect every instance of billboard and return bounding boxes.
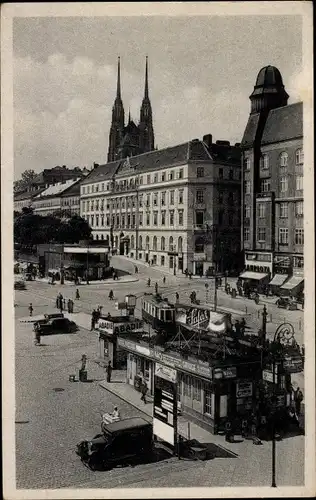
[153,363,178,448]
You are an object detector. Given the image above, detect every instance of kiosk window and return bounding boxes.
[160,310,165,321]
[192,378,201,401]
[204,385,212,415]
[165,310,172,321]
[183,375,192,398]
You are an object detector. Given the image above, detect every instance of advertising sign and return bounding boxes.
[283,356,303,373]
[213,366,237,380]
[263,370,274,383]
[153,363,178,448]
[236,381,253,398]
[98,318,143,335]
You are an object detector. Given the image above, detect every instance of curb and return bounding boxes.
[98,381,152,422]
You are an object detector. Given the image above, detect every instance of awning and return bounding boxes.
[269,274,288,287]
[48,268,60,273]
[239,271,268,280]
[281,276,304,290]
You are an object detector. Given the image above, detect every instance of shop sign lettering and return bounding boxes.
[99,320,143,335]
[236,381,253,398]
[155,363,177,383]
[214,367,236,379]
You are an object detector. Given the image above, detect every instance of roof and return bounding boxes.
[261,102,303,144]
[239,271,268,280]
[103,417,151,434]
[60,179,81,197]
[80,161,120,185]
[34,178,81,199]
[241,102,302,148]
[255,65,284,88]
[14,188,46,201]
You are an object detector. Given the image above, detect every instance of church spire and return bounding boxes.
[144,55,149,99]
[116,56,121,99]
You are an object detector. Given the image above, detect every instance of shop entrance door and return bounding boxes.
[195,261,204,276]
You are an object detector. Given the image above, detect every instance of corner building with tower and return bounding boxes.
[240,66,304,298]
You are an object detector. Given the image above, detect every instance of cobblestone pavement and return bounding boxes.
[14,275,305,490]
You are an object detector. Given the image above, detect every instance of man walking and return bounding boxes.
[29,303,33,317]
[106,361,112,383]
[140,379,148,404]
[294,387,303,416]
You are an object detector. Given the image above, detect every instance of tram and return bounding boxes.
[140,293,176,334]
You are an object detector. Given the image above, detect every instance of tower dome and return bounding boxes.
[250,65,289,114]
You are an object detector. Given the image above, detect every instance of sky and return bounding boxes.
[13,14,303,179]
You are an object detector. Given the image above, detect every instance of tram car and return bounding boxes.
[141,293,176,334]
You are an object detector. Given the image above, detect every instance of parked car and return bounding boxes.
[276,297,298,310]
[33,317,78,335]
[76,417,153,471]
[14,280,26,290]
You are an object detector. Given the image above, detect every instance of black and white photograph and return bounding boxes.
[1,2,315,499]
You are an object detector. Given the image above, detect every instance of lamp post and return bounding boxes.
[269,322,297,488]
[86,244,89,285]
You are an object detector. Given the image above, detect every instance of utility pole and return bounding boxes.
[214,267,218,312]
[86,244,89,285]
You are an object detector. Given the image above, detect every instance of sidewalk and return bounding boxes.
[99,373,240,450]
[34,275,139,286]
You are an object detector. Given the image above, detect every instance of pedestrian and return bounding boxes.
[106,361,112,383]
[294,387,303,415]
[184,268,188,278]
[56,295,59,309]
[225,420,233,442]
[76,288,80,300]
[147,278,151,287]
[140,379,148,404]
[189,272,192,280]
[112,271,115,280]
[155,282,158,294]
[109,290,114,301]
[163,276,166,285]
[34,330,41,346]
[112,406,120,419]
[234,320,241,337]
[240,317,246,335]
[135,265,138,274]
[241,418,248,438]
[175,292,179,303]
[29,303,33,316]
[70,299,74,314]
[98,305,103,317]
[91,309,97,331]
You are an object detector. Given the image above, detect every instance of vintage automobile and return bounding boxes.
[14,280,26,290]
[276,297,298,310]
[76,417,153,471]
[33,317,78,335]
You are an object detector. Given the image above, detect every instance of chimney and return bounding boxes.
[203,134,213,148]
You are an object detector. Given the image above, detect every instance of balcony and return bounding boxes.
[256,191,274,199]
[110,183,136,193]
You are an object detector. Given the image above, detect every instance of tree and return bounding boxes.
[14,170,37,193]
[55,215,92,243]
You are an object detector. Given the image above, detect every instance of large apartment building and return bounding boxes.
[241,65,304,296]
[80,136,241,275]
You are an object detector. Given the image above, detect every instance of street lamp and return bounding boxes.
[268,322,299,488]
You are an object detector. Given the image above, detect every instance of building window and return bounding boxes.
[154,173,158,183]
[260,154,269,169]
[279,228,289,245]
[228,192,234,205]
[219,168,223,179]
[127,214,131,227]
[161,172,165,182]
[169,171,174,181]
[295,229,304,245]
[91,215,94,227]
[161,236,165,251]
[218,210,224,225]
[96,215,99,227]
[169,236,174,252]
[244,206,250,219]
[280,152,288,167]
[161,255,165,266]
[178,210,184,226]
[146,194,150,207]
[280,176,288,192]
[261,179,270,192]
[192,378,201,401]
[178,168,184,179]
[121,215,125,227]
[153,211,158,226]
[161,192,166,206]
[145,236,150,250]
[178,237,183,253]
[295,201,303,217]
[293,256,304,268]
[153,193,158,206]
[147,175,151,184]
[258,203,265,218]
[139,213,143,226]
[178,189,184,204]
[196,211,204,226]
[245,181,251,194]
[279,202,288,218]
[161,211,166,225]
[296,175,303,191]
[139,236,142,250]
[196,190,204,203]
[257,227,266,241]
[132,214,136,227]
[146,213,150,226]
[204,385,212,415]
[244,228,250,241]
[194,238,204,253]
[245,158,251,170]
[106,215,110,226]
[169,210,174,225]
[197,167,204,178]
[218,192,223,204]
[170,190,175,205]
[295,149,304,165]
[153,236,157,251]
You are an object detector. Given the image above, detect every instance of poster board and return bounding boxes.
[153,363,178,448]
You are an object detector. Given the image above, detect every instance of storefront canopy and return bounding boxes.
[269,274,288,287]
[239,271,268,281]
[281,276,304,291]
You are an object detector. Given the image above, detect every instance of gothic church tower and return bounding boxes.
[107,57,155,162]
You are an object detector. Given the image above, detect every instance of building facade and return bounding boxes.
[32,178,81,216]
[107,57,155,162]
[80,136,241,275]
[241,66,304,296]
